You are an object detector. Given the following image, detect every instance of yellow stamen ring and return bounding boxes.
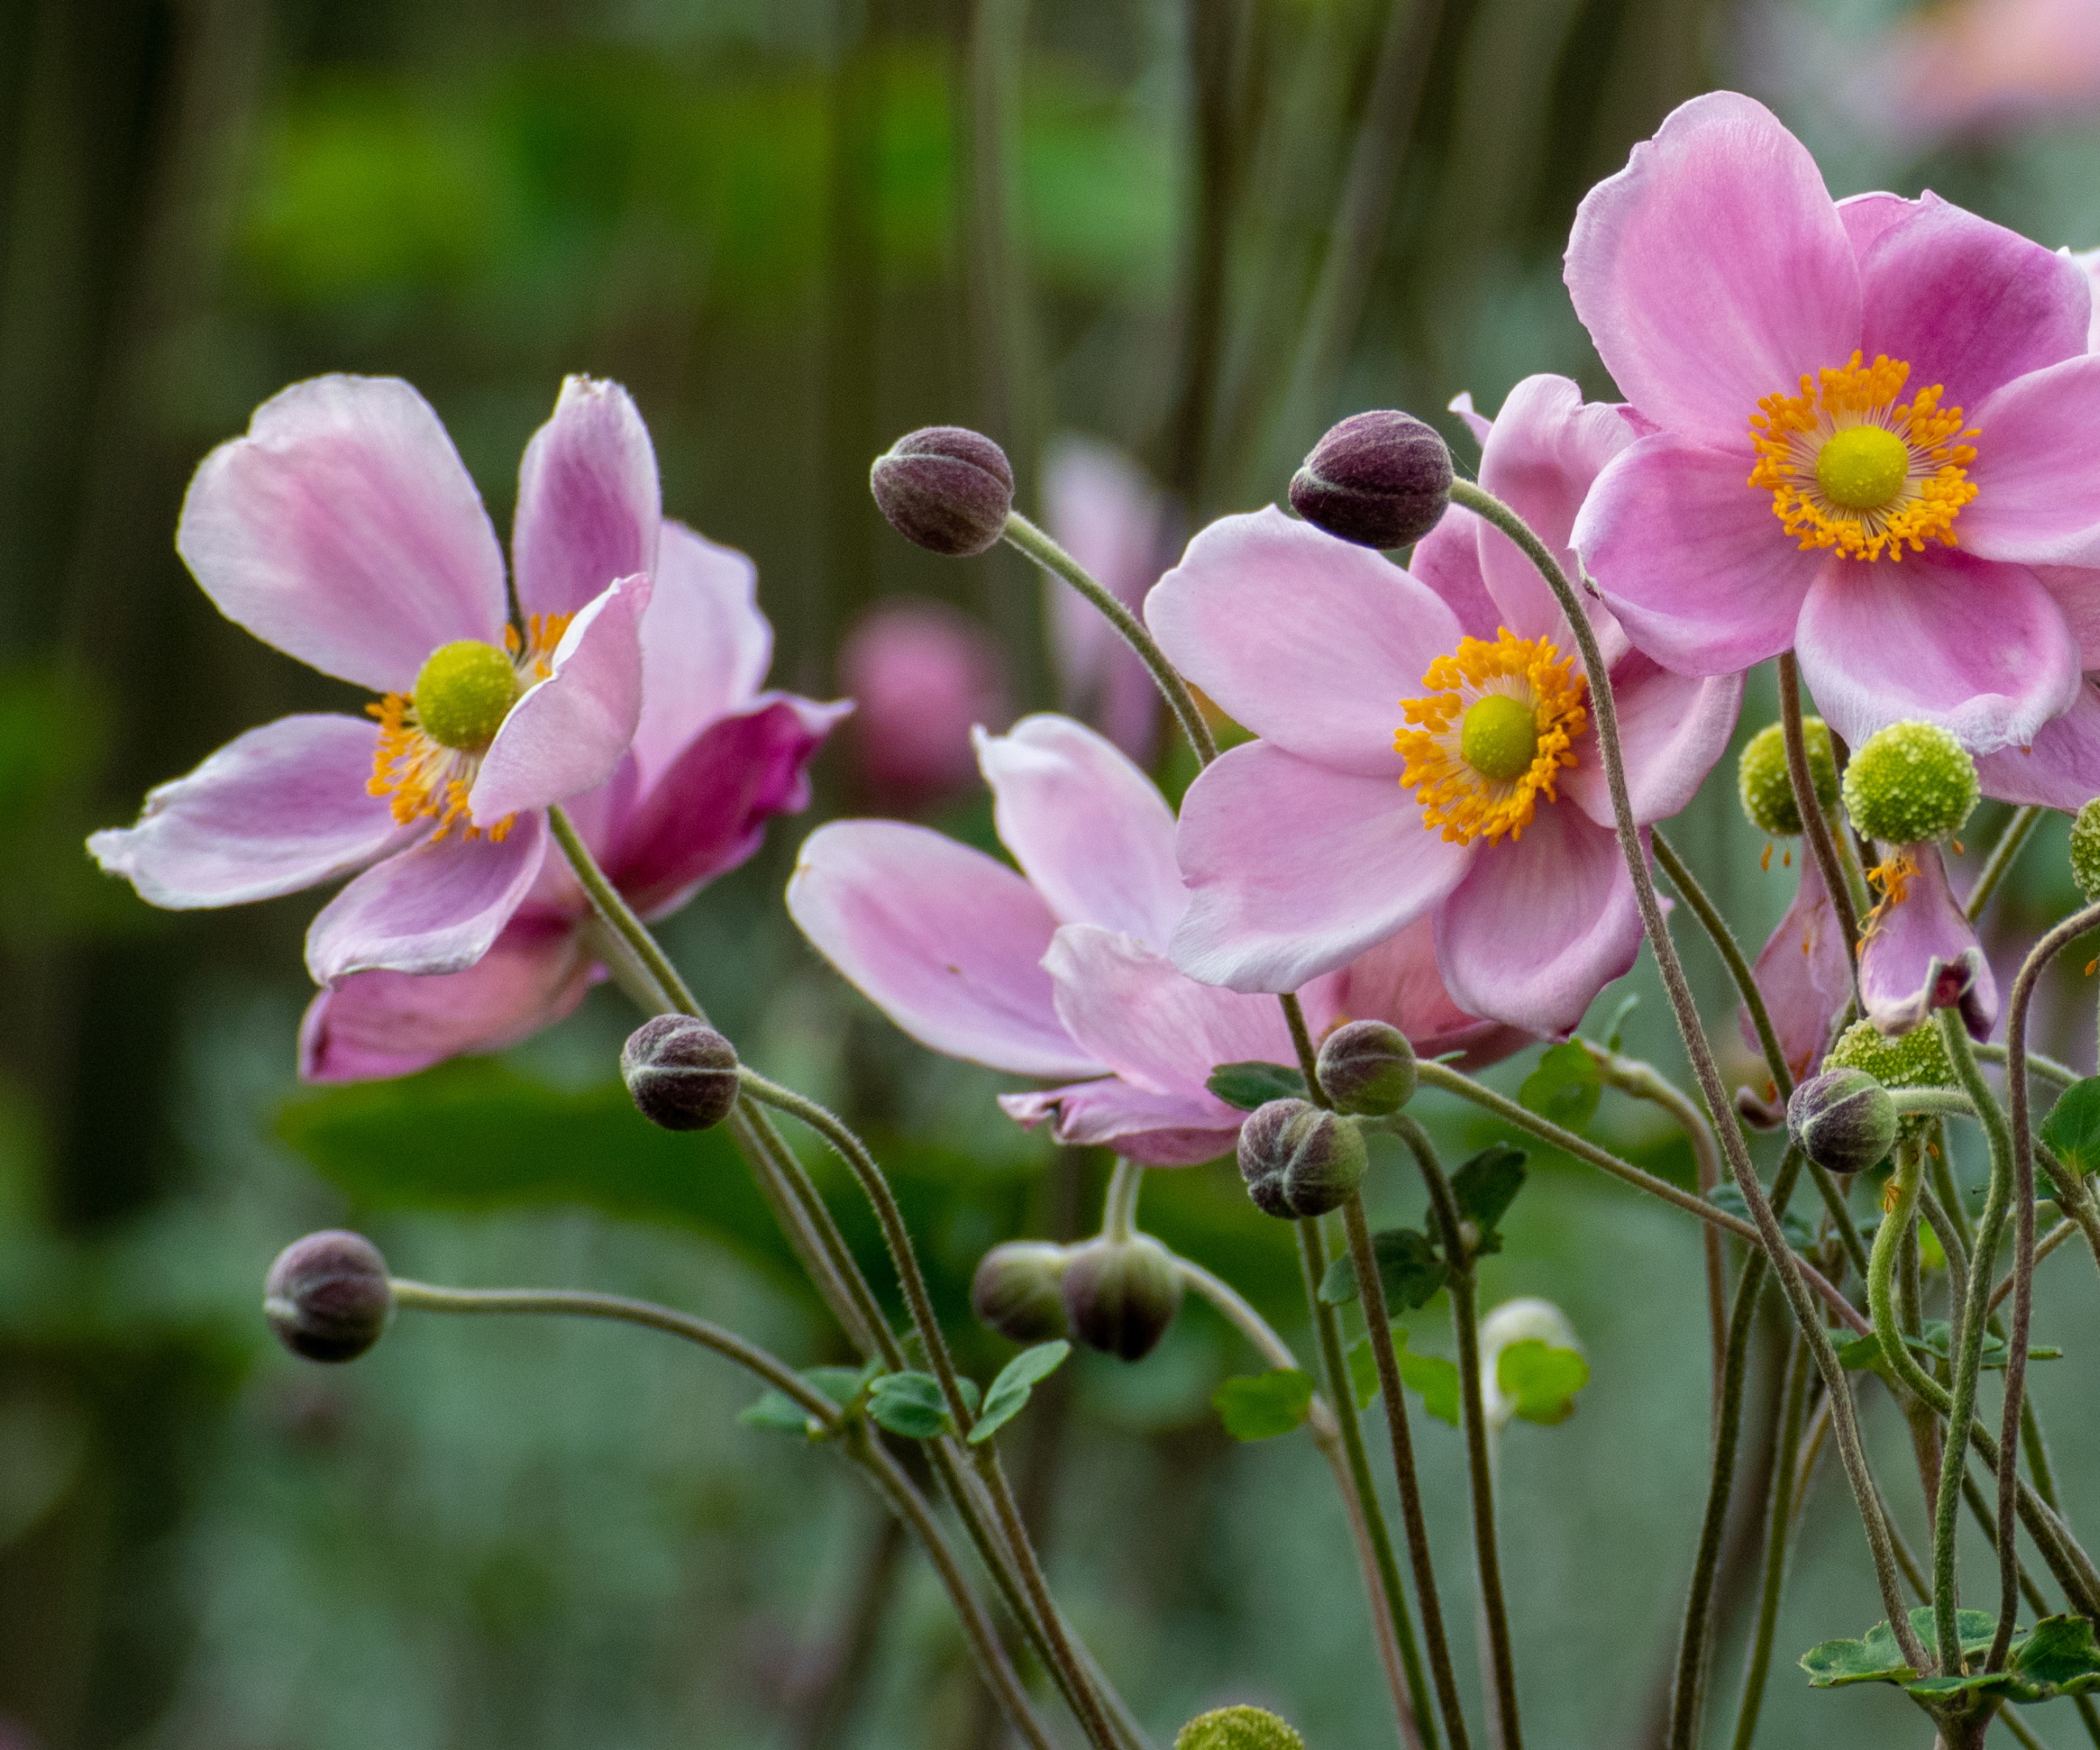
[1748,350,1978,563]
[1395,629,1586,845]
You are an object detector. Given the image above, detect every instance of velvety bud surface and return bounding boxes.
[1288,410,1452,550]
[264,1230,394,1363]
[1237,1097,1368,1218]
[1787,1066,1898,1176]
[1317,1018,1417,1116]
[1059,1236,1183,1361]
[970,1241,1071,1344]
[870,426,1015,557]
[621,1013,740,1131]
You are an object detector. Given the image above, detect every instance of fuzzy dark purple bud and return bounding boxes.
[1316,1019,1417,1116]
[1237,1099,1368,1219]
[1787,1068,1898,1177]
[621,1015,740,1131]
[1289,411,1452,550]
[1060,1236,1183,1362]
[870,426,1016,556]
[264,1231,394,1363]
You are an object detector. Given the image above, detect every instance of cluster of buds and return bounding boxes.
[1237,1101,1368,1219]
[970,1235,1184,1362]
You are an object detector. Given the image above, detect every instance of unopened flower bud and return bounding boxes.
[1316,1019,1417,1116]
[1737,718,1838,837]
[1289,410,1452,550]
[264,1231,393,1363]
[971,1242,1071,1344]
[1060,1235,1183,1362]
[1175,1705,1306,1750]
[621,1015,739,1131]
[1841,720,1978,847]
[2071,798,2100,901]
[869,426,1015,557]
[1237,1099,1369,1219]
[1787,1068,1899,1176]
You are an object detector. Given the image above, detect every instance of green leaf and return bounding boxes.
[1212,1368,1315,1441]
[2040,1077,2100,1178]
[1346,1326,1460,1425]
[1496,1339,1590,1426]
[1708,1183,1818,1252]
[969,1340,1070,1444]
[1206,1060,1307,1112]
[1317,1228,1448,1310]
[1601,992,1641,1054]
[1518,1042,1600,1132]
[867,1370,951,1438]
[1838,1322,2059,1373]
[2008,1614,2100,1695]
[1450,1145,1527,1256]
[1802,1608,1997,1687]
[738,1364,875,1435]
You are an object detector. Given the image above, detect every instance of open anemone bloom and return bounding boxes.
[1566,91,2100,755]
[1857,844,1998,1040]
[1148,375,1741,1037]
[788,714,1524,1166]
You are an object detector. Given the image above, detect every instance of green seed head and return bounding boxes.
[1175,1707,1307,1750]
[1460,694,1539,783]
[1815,424,1911,512]
[2071,798,2100,902]
[1824,1017,1954,1090]
[1737,718,1838,837]
[411,640,519,752]
[1840,720,1978,847]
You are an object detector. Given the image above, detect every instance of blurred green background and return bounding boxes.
[9,0,2100,1746]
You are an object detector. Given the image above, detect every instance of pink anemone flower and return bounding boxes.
[788,714,1525,1167]
[1857,842,1998,1040]
[1566,91,2100,757]
[1740,850,1852,1083]
[1148,374,1741,1038]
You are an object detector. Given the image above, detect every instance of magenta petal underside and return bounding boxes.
[997,1082,1241,1168]
[1170,740,1473,993]
[1433,806,1643,1039]
[305,807,549,982]
[1741,852,1852,1082]
[1962,355,2100,569]
[176,375,507,694]
[976,715,1183,948]
[1972,679,2100,809]
[1794,550,2079,754]
[786,820,1102,1079]
[1564,654,1741,830]
[1858,842,1997,1040]
[512,375,662,623]
[471,572,653,823]
[1564,91,1860,450]
[1406,505,1502,640]
[1327,914,1533,1066]
[1146,507,1457,777]
[630,522,774,792]
[87,713,411,908]
[298,914,594,1083]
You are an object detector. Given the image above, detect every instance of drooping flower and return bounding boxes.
[788,714,1525,1166]
[1565,91,2100,755]
[1148,375,1741,1036]
[300,532,848,1081]
[838,599,1010,815]
[1856,843,1998,1039]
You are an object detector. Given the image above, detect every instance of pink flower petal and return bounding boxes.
[1044,436,1167,763]
[2038,564,2100,670]
[630,522,774,793]
[298,915,595,1082]
[976,715,1182,948]
[88,713,413,908]
[1961,354,2100,568]
[1838,190,1915,256]
[1973,677,2100,808]
[1859,842,1997,1040]
[1433,805,1642,1038]
[1857,194,2090,413]
[470,572,653,824]
[785,820,1103,1079]
[1573,434,1816,677]
[607,694,850,920]
[1563,652,1741,830]
[176,376,506,692]
[1564,92,1860,450]
[1146,507,1460,778]
[305,808,549,981]
[1170,740,1472,992]
[1406,503,1502,639]
[1328,914,1535,1066]
[512,376,662,621]
[998,1081,1241,1167]
[1795,550,2080,753]
[1446,390,1494,447]
[1741,851,1852,1082]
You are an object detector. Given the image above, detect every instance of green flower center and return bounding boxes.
[411,640,518,752]
[1814,424,1910,513]
[1460,693,1539,783]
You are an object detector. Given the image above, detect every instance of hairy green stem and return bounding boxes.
[1102,1158,1143,1243]
[1965,805,2042,923]
[1652,830,1794,1098]
[1775,654,1864,981]
[1730,1332,1813,1750]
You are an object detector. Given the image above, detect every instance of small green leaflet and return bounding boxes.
[1836,1321,2060,1373]
[969,1340,1071,1445]
[1206,1060,1308,1111]
[1450,1145,1527,1256]
[2040,1077,2100,1180]
[1601,991,1640,1054]
[738,1364,877,1436]
[867,1370,955,1438]
[1518,1041,1600,1132]
[1802,1608,1994,1687]
[1212,1368,1315,1440]
[1496,1339,1590,1425]
[1347,1325,1460,1425]
[1708,1183,1818,1251]
[1802,1610,2100,1704]
[1317,1227,1448,1310]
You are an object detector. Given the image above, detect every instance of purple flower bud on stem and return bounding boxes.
[1237,1099,1368,1219]
[1316,1019,1417,1116]
[1787,1067,1898,1176]
[264,1230,393,1363]
[971,1241,1072,1344]
[621,1014,740,1132]
[1289,410,1452,550]
[870,426,1015,556]
[1060,1236,1183,1362]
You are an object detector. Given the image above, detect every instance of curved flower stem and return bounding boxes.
[1975,1041,2079,1090]
[386,1282,1056,1750]
[1729,1330,1813,1750]
[1447,479,1922,1670]
[1774,653,1864,982]
[1280,990,1326,1096]
[1965,805,2042,923]
[1397,1119,1519,1749]
[1001,510,1217,766]
[1988,1219,2078,1313]
[1651,830,1793,1100]
[1102,1158,1144,1242]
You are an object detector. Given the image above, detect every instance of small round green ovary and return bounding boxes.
[1460,693,1538,782]
[1815,424,1909,512]
[411,640,518,752]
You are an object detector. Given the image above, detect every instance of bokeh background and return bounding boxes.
[9,0,2100,1746]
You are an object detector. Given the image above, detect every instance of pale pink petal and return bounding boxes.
[2037,564,2100,670]
[1572,434,1816,677]
[470,572,652,824]
[298,915,594,1082]
[1795,551,2080,753]
[976,715,1183,948]
[305,808,549,981]
[839,602,1011,812]
[785,820,1102,1079]
[1973,678,2100,808]
[88,713,411,908]
[1564,653,1742,830]
[998,1081,1241,1167]
[627,523,776,793]
[1859,842,1997,1040]
[1446,390,1494,448]
[1564,92,1860,449]
[512,376,662,622]
[176,376,506,692]
[607,695,850,920]
[1433,806,1642,1038]
[1146,507,1460,778]
[1741,852,1852,1082]
[2078,246,2100,352]
[1406,503,1502,639]
[1961,354,2100,568]
[1328,914,1535,1066]
[1170,740,1473,992]
[1837,190,1916,256]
